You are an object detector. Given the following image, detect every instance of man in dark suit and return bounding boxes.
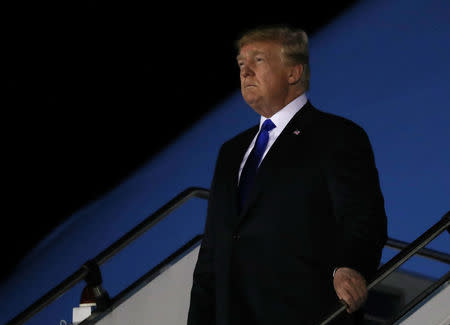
[187,25,387,325]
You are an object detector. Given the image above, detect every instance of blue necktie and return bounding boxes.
[238,119,276,211]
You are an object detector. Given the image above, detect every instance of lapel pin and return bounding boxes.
[293,129,301,135]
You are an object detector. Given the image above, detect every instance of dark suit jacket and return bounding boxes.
[188,102,387,325]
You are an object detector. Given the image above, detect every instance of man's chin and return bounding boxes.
[243,99,264,115]
[243,98,258,109]
[242,92,259,106]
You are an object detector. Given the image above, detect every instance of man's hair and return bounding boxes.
[236,25,310,91]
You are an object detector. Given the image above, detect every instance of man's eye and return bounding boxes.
[256,57,264,62]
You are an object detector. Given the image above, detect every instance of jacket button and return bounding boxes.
[233,234,240,240]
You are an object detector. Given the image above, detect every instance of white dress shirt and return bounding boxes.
[238,93,308,182]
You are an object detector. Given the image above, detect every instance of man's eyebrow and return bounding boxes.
[236,50,265,61]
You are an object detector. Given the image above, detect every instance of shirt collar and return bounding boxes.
[259,93,308,136]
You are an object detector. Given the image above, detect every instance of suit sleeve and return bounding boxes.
[324,123,387,281]
[187,146,225,325]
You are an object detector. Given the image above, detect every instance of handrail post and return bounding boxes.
[81,260,111,312]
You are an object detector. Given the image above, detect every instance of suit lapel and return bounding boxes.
[237,102,316,222]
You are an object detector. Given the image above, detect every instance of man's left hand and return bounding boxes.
[333,267,368,313]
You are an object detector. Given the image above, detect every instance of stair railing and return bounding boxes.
[6,187,209,325]
[6,186,449,325]
[317,211,450,325]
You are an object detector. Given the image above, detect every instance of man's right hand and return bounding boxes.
[333,267,368,313]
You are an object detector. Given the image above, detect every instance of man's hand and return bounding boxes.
[333,267,368,313]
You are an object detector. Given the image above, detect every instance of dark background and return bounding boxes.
[3,1,359,282]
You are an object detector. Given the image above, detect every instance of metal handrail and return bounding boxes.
[82,235,204,325]
[318,211,450,325]
[6,186,210,325]
[7,184,449,325]
[386,271,450,325]
[386,238,450,264]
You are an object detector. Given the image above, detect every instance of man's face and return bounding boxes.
[237,41,291,116]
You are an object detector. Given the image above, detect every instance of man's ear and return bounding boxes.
[288,64,304,84]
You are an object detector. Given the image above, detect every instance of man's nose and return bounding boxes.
[241,65,254,77]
